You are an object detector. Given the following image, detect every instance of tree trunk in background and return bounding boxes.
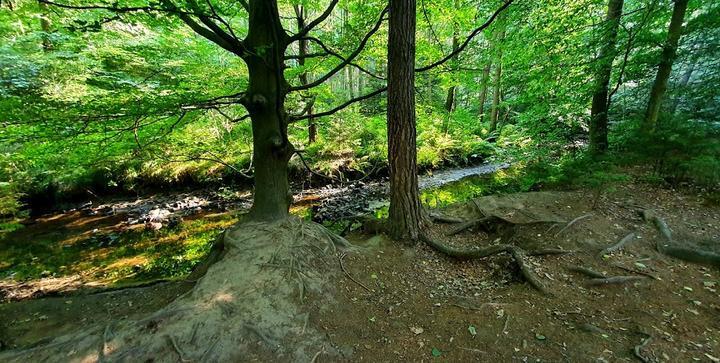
[39,1,52,51]
[489,21,506,133]
[589,0,624,154]
[387,0,426,241]
[478,61,491,121]
[642,0,689,133]
[444,35,459,113]
[669,59,695,116]
[294,5,316,144]
[245,0,293,221]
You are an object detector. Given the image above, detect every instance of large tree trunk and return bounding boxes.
[478,61,491,121]
[294,5,317,144]
[387,0,426,241]
[244,0,293,221]
[589,0,624,153]
[489,22,506,133]
[642,0,689,133]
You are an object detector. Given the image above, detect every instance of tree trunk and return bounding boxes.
[244,0,293,221]
[39,1,52,51]
[478,61,491,121]
[443,34,460,114]
[294,5,317,144]
[489,23,506,132]
[589,0,624,153]
[642,0,689,133]
[387,0,426,241]
[668,58,695,116]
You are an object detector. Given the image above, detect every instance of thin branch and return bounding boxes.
[298,36,385,80]
[290,86,387,122]
[287,0,339,43]
[416,0,513,72]
[289,6,388,92]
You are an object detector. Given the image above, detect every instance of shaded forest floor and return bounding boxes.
[1,179,719,361]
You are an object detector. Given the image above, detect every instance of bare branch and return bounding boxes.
[287,0,339,43]
[289,6,388,91]
[290,86,387,122]
[416,0,514,72]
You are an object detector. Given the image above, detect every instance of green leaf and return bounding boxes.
[468,325,477,336]
[431,348,442,357]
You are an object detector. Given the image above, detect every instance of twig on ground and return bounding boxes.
[585,275,646,286]
[612,263,659,280]
[339,253,371,292]
[554,213,593,237]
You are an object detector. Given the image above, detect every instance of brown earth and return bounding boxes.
[1,181,719,361]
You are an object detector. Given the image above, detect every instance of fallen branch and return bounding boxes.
[585,275,646,287]
[554,213,593,237]
[600,232,636,256]
[421,236,548,294]
[611,263,659,280]
[527,248,576,256]
[339,252,371,292]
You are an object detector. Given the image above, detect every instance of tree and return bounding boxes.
[293,5,317,144]
[478,61,491,120]
[589,0,624,153]
[489,19,505,133]
[643,0,690,132]
[387,0,426,240]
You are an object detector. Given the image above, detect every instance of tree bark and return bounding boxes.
[39,1,52,51]
[589,0,624,153]
[478,61,491,121]
[642,0,689,133]
[387,0,426,241]
[443,34,459,114]
[244,0,293,221]
[489,22,506,133]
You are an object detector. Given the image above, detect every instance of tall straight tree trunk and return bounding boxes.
[39,1,52,51]
[244,0,293,221]
[387,0,426,240]
[478,61,491,120]
[489,21,506,132]
[589,0,624,153]
[294,5,316,144]
[643,0,689,133]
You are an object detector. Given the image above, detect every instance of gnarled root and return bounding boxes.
[643,210,720,267]
[0,217,353,362]
[421,236,548,294]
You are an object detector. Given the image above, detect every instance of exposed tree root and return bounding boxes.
[421,236,548,294]
[428,212,466,224]
[585,275,646,287]
[643,210,720,267]
[0,217,353,362]
[554,213,593,237]
[568,266,606,279]
[600,232,636,256]
[634,334,653,363]
[446,216,501,236]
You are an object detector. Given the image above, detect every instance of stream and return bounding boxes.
[65,162,510,229]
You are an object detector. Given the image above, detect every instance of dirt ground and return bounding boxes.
[1,181,719,361]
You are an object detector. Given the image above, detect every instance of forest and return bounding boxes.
[0,0,719,361]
